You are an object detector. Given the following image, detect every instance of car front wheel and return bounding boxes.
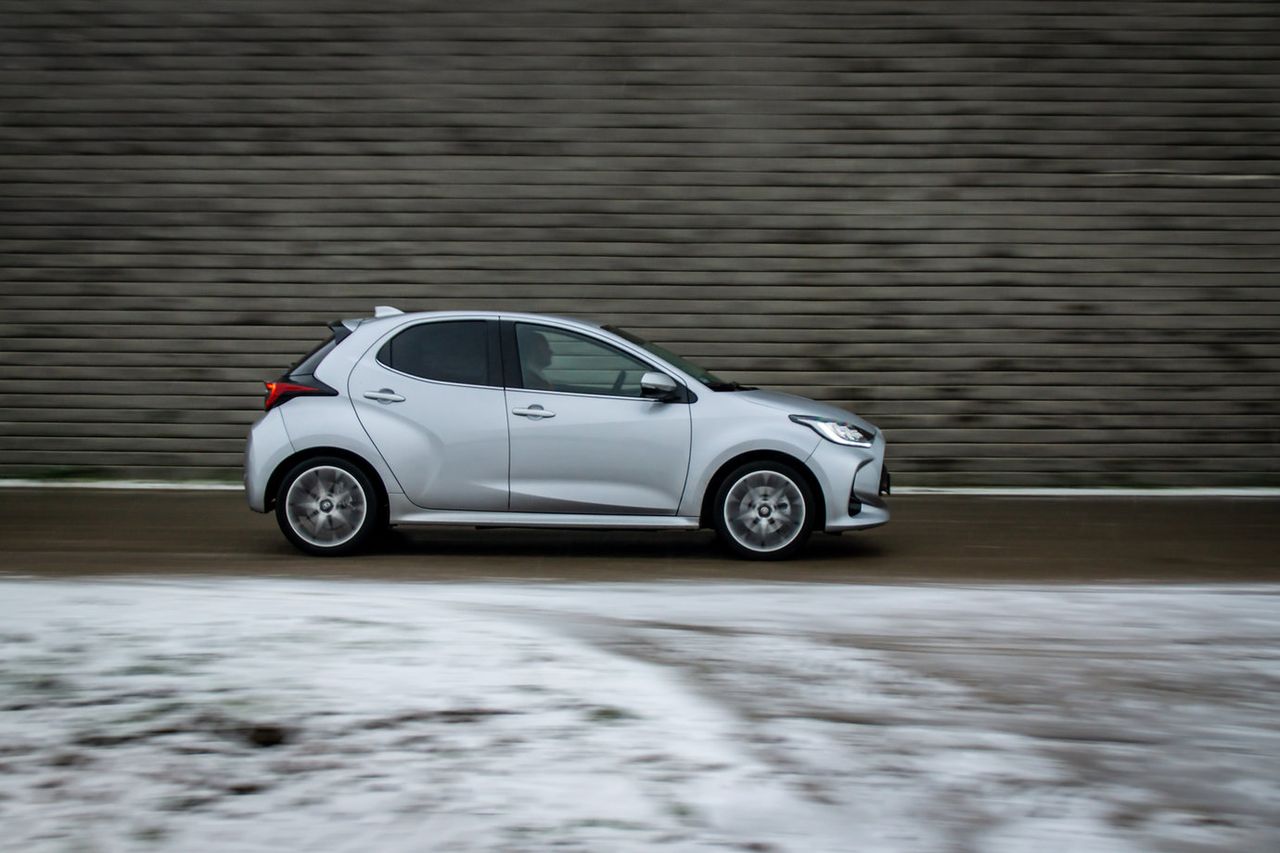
[275,456,380,556]
[712,461,816,560]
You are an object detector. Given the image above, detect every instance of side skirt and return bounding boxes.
[389,496,701,530]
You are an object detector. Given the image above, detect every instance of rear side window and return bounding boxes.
[285,322,354,379]
[286,336,339,378]
[377,320,495,386]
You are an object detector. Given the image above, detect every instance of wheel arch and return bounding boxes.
[265,446,390,514]
[698,449,826,528]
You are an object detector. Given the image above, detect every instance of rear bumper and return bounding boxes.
[244,408,294,513]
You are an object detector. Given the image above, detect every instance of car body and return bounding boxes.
[245,307,889,559]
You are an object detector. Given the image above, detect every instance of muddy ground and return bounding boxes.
[0,488,1275,582]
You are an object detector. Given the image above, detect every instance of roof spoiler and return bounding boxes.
[328,319,356,342]
[329,306,404,340]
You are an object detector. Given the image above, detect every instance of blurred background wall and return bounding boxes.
[1,0,1277,486]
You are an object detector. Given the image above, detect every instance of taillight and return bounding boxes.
[263,379,336,411]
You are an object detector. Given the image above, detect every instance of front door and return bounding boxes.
[504,322,692,514]
[348,319,509,511]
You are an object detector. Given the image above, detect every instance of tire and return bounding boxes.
[711,460,817,561]
[275,456,382,557]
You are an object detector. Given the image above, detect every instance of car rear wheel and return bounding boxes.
[275,456,380,556]
[712,461,816,560]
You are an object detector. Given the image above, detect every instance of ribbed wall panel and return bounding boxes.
[1,0,1277,485]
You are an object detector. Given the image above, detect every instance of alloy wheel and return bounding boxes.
[284,464,368,548]
[722,469,806,553]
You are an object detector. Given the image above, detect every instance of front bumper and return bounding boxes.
[806,430,890,533]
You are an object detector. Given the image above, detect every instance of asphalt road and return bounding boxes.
[1,488,1276,582]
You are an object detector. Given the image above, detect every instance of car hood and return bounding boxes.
[732,389,878,434]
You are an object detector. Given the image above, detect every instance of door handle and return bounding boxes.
[364,388,406,404]
[512,405,555,420]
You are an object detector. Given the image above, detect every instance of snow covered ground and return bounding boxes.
[1,579,1277,852]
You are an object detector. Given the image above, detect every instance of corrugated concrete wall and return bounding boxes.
[1,0,1277,486]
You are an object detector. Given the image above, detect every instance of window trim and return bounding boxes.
[373,318,502,389]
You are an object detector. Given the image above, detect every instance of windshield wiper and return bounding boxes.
[705,380,754,392]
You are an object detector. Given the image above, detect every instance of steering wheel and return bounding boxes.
[610,370,627,394]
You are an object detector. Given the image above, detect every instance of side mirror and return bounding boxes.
[640,371,680,401]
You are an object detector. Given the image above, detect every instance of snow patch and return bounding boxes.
[1,579,1278,852]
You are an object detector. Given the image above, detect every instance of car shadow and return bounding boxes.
[367,526,886,564]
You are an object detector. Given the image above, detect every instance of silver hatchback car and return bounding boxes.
[245,307,889,560]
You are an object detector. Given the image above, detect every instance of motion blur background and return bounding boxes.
[1,0,1277,486]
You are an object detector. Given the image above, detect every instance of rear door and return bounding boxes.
[503,321,692,514]
[348,319,509,511]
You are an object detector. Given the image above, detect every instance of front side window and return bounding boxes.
[378,320,494,386]
[515,324,652,397]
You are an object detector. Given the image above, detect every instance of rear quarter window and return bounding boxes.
[286,336,339,378]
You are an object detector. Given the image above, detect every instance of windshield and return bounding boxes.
[604,325,749,391]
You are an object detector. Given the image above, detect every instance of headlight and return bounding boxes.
[789,414,873,447]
